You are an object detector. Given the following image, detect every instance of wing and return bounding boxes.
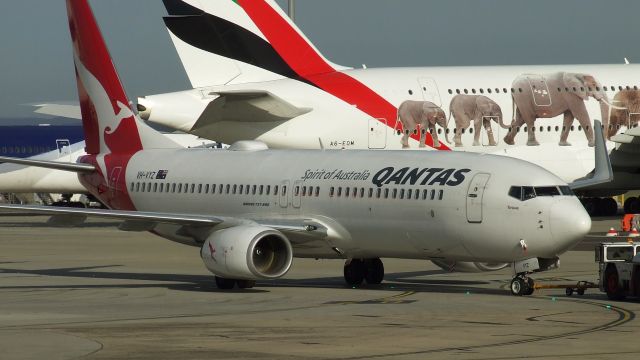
[0,204,331,245]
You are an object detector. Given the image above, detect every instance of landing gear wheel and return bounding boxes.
[604,265,626,300]
[581,198,597,216]
[510,277,526,296]
[624,197,640,214]
[524,278,535,295]
[364,258,384,285]
[566,288,574,296]
[237,280,256,289]
[344,259,365,287]
[577,288,585,296]
[603,197,618,216]
[215,276,236,290]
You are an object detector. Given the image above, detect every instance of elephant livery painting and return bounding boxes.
[396,71,636,148]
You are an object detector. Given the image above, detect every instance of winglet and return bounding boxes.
[569,120,613,190]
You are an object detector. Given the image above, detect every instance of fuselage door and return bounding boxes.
[368,118,387,149]
[279,180,289,208]
[466,173,491,223]
[526,75,552,107]
[418,77,442,107]
[56,139,71,161]
[292,180,302,208]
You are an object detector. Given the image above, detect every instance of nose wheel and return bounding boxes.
[344,258,385,286]
[510,274,535,296]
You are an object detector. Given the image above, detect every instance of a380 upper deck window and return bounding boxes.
[508,185,572,201]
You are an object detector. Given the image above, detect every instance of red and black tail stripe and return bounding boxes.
[163,0,305,82]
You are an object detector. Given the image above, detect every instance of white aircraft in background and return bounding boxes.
[129,0,640,217]
[0,0,594,296]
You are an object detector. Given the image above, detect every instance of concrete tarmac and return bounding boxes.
[1,216,639,360]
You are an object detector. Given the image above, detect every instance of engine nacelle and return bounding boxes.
[201,226,293,280]
[431,260,509,273]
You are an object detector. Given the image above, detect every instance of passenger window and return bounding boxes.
[315,187,320,197]
[204,184,209,193]
[225,184,230,194]
[345,187,350,197]
[438,190,444,200]
[136,183,141,192]
[414,189,420,200]
[384,188,389,198]
[353,187,358,198]
[337,187,342,197]
[147,183,152,192]
[130,182,135,191]
[330,187,335,197]
[232,184,237,194]
[430,189,436,200]
[172,183,177,193]
[359,188,365,198]
[266,185,271,195]
[153,183,158,192]
[141,183,145,193]
[400,189,405,199]
[238,184,243,194]
[246,185,250,195]
[295,186,300,196]
[198,184,203,193]
[368,188,373,198]
[302,186,307,196]
[274,185,279,195]
[259,185,264,195]
[282,186,287,196]
[407,189,412,199]
[422,189,428,200]
[376,188,382,198]
[218,184,223,194]
[252,185,257,195]
[392,189,398,199]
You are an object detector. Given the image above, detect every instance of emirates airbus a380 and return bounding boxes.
[132,0,640,216]
[0,0,593,296]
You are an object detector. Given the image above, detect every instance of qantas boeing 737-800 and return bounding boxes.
[128,0,640,216]
[0,0,593,295]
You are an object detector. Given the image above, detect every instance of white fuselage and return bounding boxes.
[143,64,640,190]
[116,147,590,262]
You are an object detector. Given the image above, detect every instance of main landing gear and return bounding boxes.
[214,276,256,290]
[343,258,384,286]
[510,273,535,296]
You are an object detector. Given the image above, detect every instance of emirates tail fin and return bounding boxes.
[162,0,350,88]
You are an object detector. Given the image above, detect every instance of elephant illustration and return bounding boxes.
[503,72,610,147]
[396,100,448,148]
[608,90,640,138]
[448,95,510,147]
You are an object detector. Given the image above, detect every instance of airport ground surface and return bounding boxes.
[0,216,639,360]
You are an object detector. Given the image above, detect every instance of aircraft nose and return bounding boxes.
[549,199,591,253]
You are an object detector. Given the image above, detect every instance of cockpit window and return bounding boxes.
[508,185,571,201]
[559,186,573,195]
[534,186,560,196]
[523,186,536,200]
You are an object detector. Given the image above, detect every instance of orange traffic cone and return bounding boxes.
[606,227,618,237]
[629,228,639,237]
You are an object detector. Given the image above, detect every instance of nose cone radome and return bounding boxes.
[550,199,591,254]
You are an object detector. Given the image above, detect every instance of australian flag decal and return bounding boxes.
[156,170,168,179]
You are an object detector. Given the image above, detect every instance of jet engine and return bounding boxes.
[431,260,509,273]
[200,226,293,280]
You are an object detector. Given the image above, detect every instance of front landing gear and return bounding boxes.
[510,274,535,296]
[344,258,384,287]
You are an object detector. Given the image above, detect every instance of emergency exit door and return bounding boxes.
[466,173,490,223]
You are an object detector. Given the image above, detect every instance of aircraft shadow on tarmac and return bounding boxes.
[0,264,515,296]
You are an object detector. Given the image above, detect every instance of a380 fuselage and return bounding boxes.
[79,147,590,263]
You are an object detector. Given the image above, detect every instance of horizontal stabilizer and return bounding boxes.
[192,90,312,130]
[32,103,82,119]
[0,156,95,173]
